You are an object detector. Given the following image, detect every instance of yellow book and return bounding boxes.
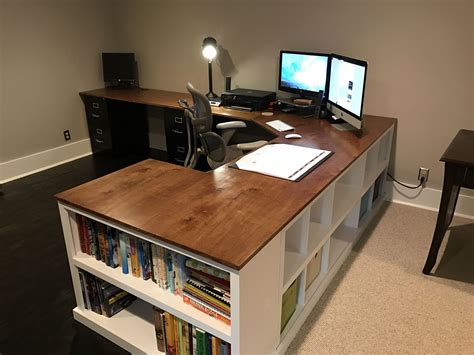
[164,312,176,354]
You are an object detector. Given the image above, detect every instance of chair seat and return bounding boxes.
[207,145,244,170]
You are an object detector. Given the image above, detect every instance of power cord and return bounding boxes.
[387,172,425,189]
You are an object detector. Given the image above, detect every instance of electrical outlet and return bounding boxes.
[63,130,71,141]
[418,167,429,186]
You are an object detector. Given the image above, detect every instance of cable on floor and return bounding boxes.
[387,172,425,189]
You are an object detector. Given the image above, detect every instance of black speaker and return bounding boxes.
[225,77,231,91]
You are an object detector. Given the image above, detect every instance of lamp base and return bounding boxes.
[206,91,220,101]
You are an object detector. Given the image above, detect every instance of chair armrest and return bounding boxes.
[216,121,247,130]
[236,140,267,151]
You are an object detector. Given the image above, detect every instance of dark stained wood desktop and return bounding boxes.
[58,88,396,270]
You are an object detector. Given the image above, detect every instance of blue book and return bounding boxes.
[118,232,129,274]
[137,239,144,278]
[166,252,175,294]
[106,226,119,268]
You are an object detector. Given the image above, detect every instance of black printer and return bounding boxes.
[220,88,276,111]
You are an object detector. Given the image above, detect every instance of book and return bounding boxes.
[177,318,183,355]
[106,226,119,268]
[130,237,140,277]
[151,243,159,283]
[78,270,90,309]
[164,312,176,355]
[195,328,207,355]
[212,336,220,355]
[158,245,168,289]
[153,307,166,352]
[183,293,231,325]
[184,284,230,316]
[97,224,107,264]
[118,232,129,274]
[192,325,197,355]
[166,252,175,294]
[140,240,151,280]
[77,215,87,253]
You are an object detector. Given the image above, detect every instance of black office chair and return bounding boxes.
[178,83,267,169]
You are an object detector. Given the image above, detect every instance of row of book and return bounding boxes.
[77,215,232,325]
[153,307,231,355]
[78,269,136,317]
[76,215,187,294]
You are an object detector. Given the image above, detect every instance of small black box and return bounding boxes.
[221,88,276,111]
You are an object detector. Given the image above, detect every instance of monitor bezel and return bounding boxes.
[102,52,136,83]
[278,50,330,97]
[327,53,368,125]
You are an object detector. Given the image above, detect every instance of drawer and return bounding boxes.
[164,108,186,131]
[84,96,108,118]
[86,112,109,130]
[168,151,187,166]
[90,131,112,151]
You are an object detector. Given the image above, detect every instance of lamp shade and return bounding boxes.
[202,37,217,61]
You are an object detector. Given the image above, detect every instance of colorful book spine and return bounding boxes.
[164,312,176,355]
[158,245,168,289]
[97,224,107,264]
[183,294,231,325]
[106,226,119,268]
[77,215,87,253]
[195,328,207,355]
[119,232,129,274]
[151,243,159,283]
[141,240,151,280]
[153,307,166,352]
[130,237,140,277]
[167,252,175,294]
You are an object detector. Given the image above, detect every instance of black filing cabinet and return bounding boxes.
[164,108,189,166]
[81,94,149,157]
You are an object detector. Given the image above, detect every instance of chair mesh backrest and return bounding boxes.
[186,83,213,133]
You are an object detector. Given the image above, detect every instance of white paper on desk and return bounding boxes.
[234,144,332,181]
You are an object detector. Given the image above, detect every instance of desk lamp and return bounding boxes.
[202,37,219,102]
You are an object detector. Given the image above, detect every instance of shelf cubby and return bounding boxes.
[73,253,232,342]
[73,299,159,355]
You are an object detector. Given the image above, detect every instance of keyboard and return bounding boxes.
[265,120,295,132]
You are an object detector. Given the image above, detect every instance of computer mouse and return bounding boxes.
[285,133,302,139]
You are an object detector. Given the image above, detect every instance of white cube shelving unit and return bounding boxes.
[59,126,393,354]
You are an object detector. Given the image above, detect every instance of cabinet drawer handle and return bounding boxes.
[171,129,183,134]
[174,117,183,124]
[174,158,185,163]
[92,103,100,109]
[177,146,185,153]
[91,113,100,118]
[95,138,104,144]
[96,129,103,135]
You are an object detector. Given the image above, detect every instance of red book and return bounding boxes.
[77,215,87,254]
[183,294,231,326]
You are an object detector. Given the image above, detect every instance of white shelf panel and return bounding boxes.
[307,222,331,255]
[73,299,162,355]
[283,250,307,292]
[364,159,387,188]
[332,183,363,224]
[73,254,232,342]
[280,303,304,341]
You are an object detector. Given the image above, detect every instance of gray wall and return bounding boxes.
[112,0,473,191]
[1,0,118,162]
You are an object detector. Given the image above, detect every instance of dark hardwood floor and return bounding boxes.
[0,154,145,355]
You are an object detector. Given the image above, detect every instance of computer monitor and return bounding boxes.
[278,50,329,98]
[327,54,368,130]
[102,53,136,86]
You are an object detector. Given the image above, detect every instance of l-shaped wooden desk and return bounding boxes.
[56,88,395,354]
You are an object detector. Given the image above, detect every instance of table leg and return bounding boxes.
[422,164,460,274]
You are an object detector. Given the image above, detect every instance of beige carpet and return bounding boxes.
[287,202,474,354]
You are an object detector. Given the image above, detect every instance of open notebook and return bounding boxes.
[231,144,333,182]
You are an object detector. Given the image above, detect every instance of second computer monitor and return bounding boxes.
[327,54,368,129]
[278,50,329,97]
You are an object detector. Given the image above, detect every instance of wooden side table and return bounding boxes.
[423,129,474,274]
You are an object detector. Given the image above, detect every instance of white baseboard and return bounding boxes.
[385,181,474,220]
[0,139,92,184]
